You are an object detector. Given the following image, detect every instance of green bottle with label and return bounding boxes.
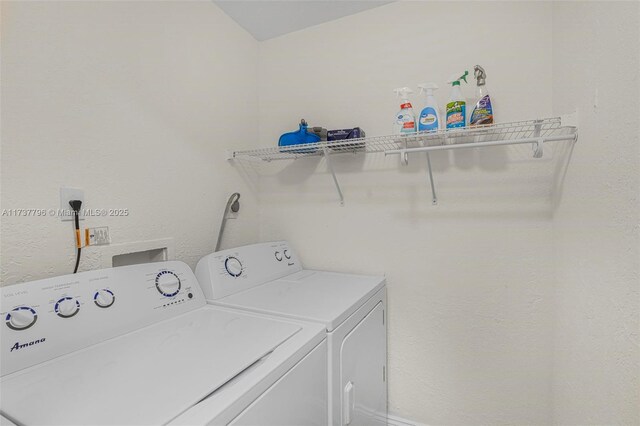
[445,70,469,129]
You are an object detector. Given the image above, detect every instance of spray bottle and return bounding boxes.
[417,83,440,132]
[469,65,494,126]
[393,87,416,135]
[445,71,469,129]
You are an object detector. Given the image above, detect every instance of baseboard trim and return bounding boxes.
[385,412,426,426]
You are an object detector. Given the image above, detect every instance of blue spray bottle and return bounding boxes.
[417,83,440,132]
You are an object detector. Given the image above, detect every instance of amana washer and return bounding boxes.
[0,261,327,425]
[196,241,387,426]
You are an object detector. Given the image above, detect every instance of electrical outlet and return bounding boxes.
[60,187,85,222]
[87,227,110,246]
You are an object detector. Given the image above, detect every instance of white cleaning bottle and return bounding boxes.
[445,71,469,129]
[417,83,440,132]
[393,87,416,135]
[469,65,494,126]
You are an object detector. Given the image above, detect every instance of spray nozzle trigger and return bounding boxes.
[474,65,486,86]
[393,87,413,98]
[418,83,439,95]
[447,71,469,86]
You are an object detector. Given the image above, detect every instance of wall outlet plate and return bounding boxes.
[87,227,110,246]
[60,187,84,222]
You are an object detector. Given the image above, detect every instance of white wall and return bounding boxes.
[257,2,558,423]
[551,2,640,424]
[1,1,259,284]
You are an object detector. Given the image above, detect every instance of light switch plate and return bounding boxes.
[60,187,84,221]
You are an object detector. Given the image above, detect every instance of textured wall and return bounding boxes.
[256,2,557,423]
[551,2,640,423]
[1,1,259,284]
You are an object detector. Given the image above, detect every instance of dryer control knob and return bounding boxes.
[94,289,115,308]
[283,249,291,259]
[55,297,80,318]
[225,257,243,277]
[156,271,181,297]
[274,251,283,261]
[6,307,37,330]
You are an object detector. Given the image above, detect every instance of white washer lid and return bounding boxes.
[0,307,300,426]
[215,271,385,331]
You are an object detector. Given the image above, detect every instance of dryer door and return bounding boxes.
[340,302,387,426]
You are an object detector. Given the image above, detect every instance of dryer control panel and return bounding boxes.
[195,241,302,300]
[0,261,205,376]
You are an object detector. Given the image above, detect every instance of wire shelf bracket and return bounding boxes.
[322,148,344,206]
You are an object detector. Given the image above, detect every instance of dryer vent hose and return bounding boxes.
[215,193,240,252]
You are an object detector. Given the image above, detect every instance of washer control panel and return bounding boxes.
[195,241,302,300]
[0,261,205,377]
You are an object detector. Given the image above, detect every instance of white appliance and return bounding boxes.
[0,261,328,425]
[195,241,387,426]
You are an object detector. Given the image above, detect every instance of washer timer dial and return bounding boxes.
[225,257,243,277]
[155,271,181,297]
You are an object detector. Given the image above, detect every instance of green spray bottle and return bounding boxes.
[445,70,469,129]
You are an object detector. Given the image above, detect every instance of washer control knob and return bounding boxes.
[283,249,291,260]
[225,257,243,277]
[274,251,283,261]
[6,307,38,331]
[94,289,115,308]
[156,271,181,297]
[55,297,80,318]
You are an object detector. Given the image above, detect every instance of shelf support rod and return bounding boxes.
[426,153,437,205]
[322,148,345,206]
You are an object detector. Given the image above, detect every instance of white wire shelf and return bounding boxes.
[230,117,577,163]
[229,115,578,206]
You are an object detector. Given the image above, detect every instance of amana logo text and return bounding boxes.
[10,337,46,352]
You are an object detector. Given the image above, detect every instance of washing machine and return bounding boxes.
[0,261,327,425]
[196,241,387,426]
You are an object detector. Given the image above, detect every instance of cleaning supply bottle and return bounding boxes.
[445,71,469,129]
[417,83,440,132]
[393,87,416,135]
[470,65,494,126]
